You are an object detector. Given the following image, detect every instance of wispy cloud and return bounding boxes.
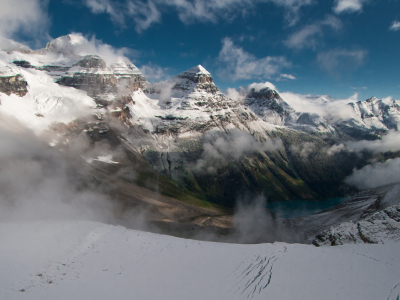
[389,21,400,32]
[284,15,342,50]
[265,0,315,27]
[217,37,290,81]
[82,0,315,32]
[85,0,125,26]
[333,0,368,14]
[316,48,367,76]
[0,0,50,45]
[139,63,171,81]
[127,1,162,32]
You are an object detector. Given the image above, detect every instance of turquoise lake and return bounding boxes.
[266,197,350,219]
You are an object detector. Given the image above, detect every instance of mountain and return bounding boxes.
[337,96,400,140]
[1,34,400,218]
[244,87,334,133]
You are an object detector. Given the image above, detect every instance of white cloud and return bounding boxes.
[248,81,277,91]
[326,130,400,162]
[0,0,49,44]
[346,131,400,154]
[217,37,290,81]
[284,15,342,50]
[279,74,297,80]
[46,33,139,65]
[83,0,315,32]
[316,49,367,75]
[333,0,367,14]
[389,21,400,32]
[345,158,400,190]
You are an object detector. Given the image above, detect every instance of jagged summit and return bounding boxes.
[172,64,218,94]
[183,65,210,75]
[177,65,213,84]
[365,96,378,103]
[247,87,281,100]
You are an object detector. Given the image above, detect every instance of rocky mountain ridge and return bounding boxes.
[1,34,399,208]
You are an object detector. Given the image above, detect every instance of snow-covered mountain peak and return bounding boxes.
[365,96,378,103]
[176,65,213,84]
[45,34,82,56]
[184,64,210,75]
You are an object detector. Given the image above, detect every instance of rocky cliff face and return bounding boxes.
[0,74,28,97]
[55,55,147,98]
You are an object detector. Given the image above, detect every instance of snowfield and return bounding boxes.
[1,221,400,300]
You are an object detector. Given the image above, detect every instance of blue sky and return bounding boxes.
[1,0,400,100]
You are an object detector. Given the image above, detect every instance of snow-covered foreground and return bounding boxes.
[1,221,400,300]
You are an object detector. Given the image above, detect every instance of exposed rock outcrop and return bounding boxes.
[313,204,400,246]
[56,55,147,97]
[0,74,28,97]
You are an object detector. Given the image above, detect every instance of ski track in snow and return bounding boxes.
[233,245,287,299]
[387,283,400,300]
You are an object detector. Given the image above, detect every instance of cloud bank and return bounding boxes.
[345,158,400,190]
[0,113,116,223]
[280,92,357,120]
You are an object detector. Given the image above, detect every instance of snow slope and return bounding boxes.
[0,50,96,133]
[1,221,400,300]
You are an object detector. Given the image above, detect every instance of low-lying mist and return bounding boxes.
[0,114,303,244]
[0,114,116,223]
